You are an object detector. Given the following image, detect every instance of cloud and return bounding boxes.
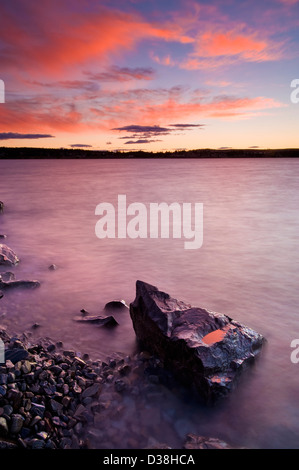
[124,139,162,144]
[169,123,205,129]
[30,80,100,93]
[112,122,205,145]
[0,132,54,140]
[0,2,193,76]
[112,125,171,135]
[69,144,93,148]
[85,66,155,82]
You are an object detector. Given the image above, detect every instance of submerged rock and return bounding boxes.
[130,281,265,403]
[104,300,129,312]
[0,279,40,289]
[48,264,57,271]
[74,314,118,327]
[0,244,19,266]
[0,272,15,282]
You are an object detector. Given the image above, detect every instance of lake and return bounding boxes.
[0,157,299,449]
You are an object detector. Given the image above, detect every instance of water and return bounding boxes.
[0,157,299,448]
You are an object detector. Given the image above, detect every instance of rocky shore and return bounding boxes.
[0,328,238,450]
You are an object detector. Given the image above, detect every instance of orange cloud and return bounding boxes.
[0,3,192,77]
[179,28,284,69]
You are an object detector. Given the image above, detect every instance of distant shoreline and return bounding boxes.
[0,147,299,159]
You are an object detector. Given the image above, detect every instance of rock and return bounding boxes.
[0,202,3,214]
[0,438,18,449]
[5,348,29,364]
[0,291,3,299]
[0,279,40,289]
[10,414,24,434]
[48,264,57,270]
[81,383,101,399]
[0,235,7,239]
[0,272,15,282]
[130,281,265,403]
[104,299,129,312]
[31,403,45,419]
[183,434,234,449]
[0,417,8,436]
[74,314,118,327]
[0,244,19,266]
[49,399,63,415]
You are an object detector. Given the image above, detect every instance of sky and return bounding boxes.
[0,0,299,152]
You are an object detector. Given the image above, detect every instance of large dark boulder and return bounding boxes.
[130,281,265,403]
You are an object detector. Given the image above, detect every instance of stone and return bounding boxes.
[0,278,40,289]
[104,299,129,312]
[5,348,29,364]
[74,314,118,327]
[0,272,15,282]
[183,434,234,449]
[48,264,57,270]
[31,403,45,418]
[0,244,19,266]
[10,414,24,434]
[130,281,265,403]
[0,201,3,213]
[49,399,63,415]
[81,383,101,399]
[0,417,8,436]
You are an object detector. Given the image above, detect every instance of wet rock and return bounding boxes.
[104,299,129,312]
[74,314,118,328]
[0,272,15,282]
[0,291,3,299]
[0,279,40,289]
[81,383,101,399]
[0,244,19,266]
[0,202,3,214]
[183,434,234,449]
[130,280,265,403]
[114,378,129,393]
[48,264,57,270]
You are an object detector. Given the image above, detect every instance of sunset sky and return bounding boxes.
[0,0,299,151]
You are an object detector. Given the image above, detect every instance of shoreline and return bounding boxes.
[0,146,299,160]
[0,327,237,450]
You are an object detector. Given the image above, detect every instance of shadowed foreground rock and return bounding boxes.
[130,281,265,403]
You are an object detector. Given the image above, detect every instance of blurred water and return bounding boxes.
[0,157,299,448]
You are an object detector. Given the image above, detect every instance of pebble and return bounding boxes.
[0,416,8,436]
[10,414,24,434]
